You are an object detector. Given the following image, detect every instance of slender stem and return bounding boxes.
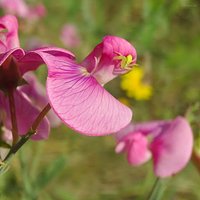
[7,89,18,145]
[146,178,160,200]
[3,103,51,162]
[31,103,51,131]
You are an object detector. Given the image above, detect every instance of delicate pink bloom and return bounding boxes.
[60,24,81,48]
[0,15,51,140]
[32,36,137,136]
[0,0,46,20]
[115,117,193,177]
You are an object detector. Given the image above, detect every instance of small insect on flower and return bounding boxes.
[33,36,137,136]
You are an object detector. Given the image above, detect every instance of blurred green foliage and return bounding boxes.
[1,0,200,199]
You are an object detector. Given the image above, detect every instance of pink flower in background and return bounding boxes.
[60,24,81,48]
[33,36,137,136]
[115,116,193,177]
[0,15,51,140]
[0,0,46,20]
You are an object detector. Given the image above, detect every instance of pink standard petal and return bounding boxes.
[34,50,132,136]
[150,116,193,177]
[0,15,20,51]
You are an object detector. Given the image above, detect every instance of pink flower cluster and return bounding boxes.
[115,117,193,177]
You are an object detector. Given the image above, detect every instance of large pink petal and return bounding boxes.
[0,15,19,51]
[150,117,193,177]
[0,90,50,140]
[34,51,132,136]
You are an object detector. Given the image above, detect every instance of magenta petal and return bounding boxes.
[36,51,132,135]
[15,91,50,140]
[150,117,193,177]
[83,36,137,72]
[82,36,137,85]
[47,72,132,136]
[0,15,19,51]
[19,47,75,75]
[126,133,151,166]
[0,48,25,66]
[0,90,50,140]
[134,120,171,136]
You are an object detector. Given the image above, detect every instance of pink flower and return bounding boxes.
[0,0,46,20]
[115,117,193,177]
[0,15,136,137]
[60,24,81,48]
[33,36,137,136]
[0,15,52,140]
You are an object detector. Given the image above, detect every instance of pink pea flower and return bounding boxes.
[115,117,193,177]
[0,0,46,20]
[0,15,51,140]
[60,24,81,48]
[32,36,137,136]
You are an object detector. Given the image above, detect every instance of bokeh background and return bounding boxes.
[0,0,200,199]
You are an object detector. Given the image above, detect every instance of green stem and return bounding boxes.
[146,178,160,200]
[3,103,51,163]
[8,89,18,145]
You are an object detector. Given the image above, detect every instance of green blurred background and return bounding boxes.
[1,0,200,199]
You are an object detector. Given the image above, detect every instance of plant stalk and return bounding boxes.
[8,89,18,145]
[3,103,51,162]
